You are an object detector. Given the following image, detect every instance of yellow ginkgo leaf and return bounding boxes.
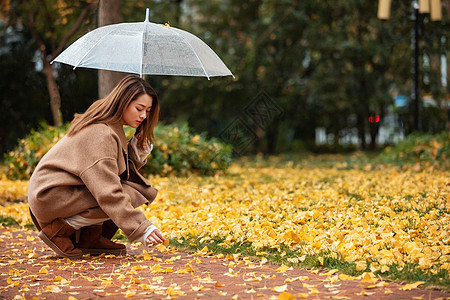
[278,292,296,300]
[360,273,378,284]
[400,281,425,291]
[117,274,126,280]
[320,269,338,276]
[191,284,203,291]
[101,280,113,287]
[355,261,367,271]
[339,274,358,280]
[125,291,135,298]
[380,265,390,273]
[272,284,288,292]
[167,287,184,296]
[44,285,62,293]
[276,265,292,272]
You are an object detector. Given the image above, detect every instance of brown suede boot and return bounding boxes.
[102,219,119,240]
[77,225,126,256]
[38,218,83,259]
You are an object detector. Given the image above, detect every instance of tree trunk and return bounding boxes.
[171,0,183,25]
[42,56,63,127]
[369,123,379,150]
[98,0,123,98]
[266,119,279,153]
[357,114,366,150]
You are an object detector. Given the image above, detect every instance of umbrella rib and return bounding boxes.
[140,21,148,77]
[73,27,121,69]
[140,31,144,77]
[168,29,210,80]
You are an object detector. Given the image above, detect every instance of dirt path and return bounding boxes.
[0,227,448,299]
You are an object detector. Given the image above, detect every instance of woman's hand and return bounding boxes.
[146,228,166,246]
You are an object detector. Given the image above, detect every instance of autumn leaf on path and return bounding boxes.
[272,284,288,292]
[278,292,296,300]
[401,281,425,290]
[276,264,293,272]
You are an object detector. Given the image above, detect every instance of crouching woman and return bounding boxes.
[28,74,165,258]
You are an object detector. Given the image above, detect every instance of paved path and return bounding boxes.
[0,227,448,299]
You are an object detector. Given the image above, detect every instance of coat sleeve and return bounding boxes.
[80,157,152,242]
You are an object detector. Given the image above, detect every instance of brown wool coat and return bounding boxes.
[28,121,157,242]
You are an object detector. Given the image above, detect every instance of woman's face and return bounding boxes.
[121,94,153,128]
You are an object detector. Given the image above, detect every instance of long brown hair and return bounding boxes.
[67,74,160,144]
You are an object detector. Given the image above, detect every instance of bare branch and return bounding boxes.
[51,2,97,60]
[255,0,300,47]
[38,0,56,52]
[26,6,46,59]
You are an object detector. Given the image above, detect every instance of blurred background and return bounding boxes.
[0,0,449,156]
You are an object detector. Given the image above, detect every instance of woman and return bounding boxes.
[28,74,165,258]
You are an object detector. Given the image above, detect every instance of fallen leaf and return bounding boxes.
[339,274,358,280]
[400,281,425,291]
[276,265,293,272]
[355,261,367,271]
[360,273,378,284]
[278,292,296,300]
[272,284,288,292]
[320,269,338,276]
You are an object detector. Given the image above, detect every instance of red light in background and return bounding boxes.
[369,115,380,123]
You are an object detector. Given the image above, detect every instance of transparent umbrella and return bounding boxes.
[52,9,233,79]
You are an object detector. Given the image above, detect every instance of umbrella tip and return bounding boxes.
[145,8,149,22]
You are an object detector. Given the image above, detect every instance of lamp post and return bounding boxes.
[378,0,443,133]
[413,1,420,131]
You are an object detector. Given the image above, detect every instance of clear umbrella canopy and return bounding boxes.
[52,9,233,79]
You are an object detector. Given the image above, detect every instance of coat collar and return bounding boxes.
[106,121,128,155]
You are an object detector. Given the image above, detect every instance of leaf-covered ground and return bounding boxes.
[0,154,449,298]
[1,227,449,299]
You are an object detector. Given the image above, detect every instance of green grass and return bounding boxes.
[169,234,449,290]
[0,216,20,227]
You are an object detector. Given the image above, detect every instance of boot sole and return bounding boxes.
[79,248,127,256]
[38,231,82,259]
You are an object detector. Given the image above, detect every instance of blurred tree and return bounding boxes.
[303,1,435,150]
[158,0,313,153]
[0,23,49,154]
[420,10,449,132]
[1,0,97,126]
[98,0,123,98]
[1,0,448,155]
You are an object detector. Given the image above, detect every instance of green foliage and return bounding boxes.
[2,0,448,155]
[0,23,50,155]
[4,123,69,180]
[4,122,232,180]
[378,131,449,169]
[0,216,20,227]
[124,123,233,176]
